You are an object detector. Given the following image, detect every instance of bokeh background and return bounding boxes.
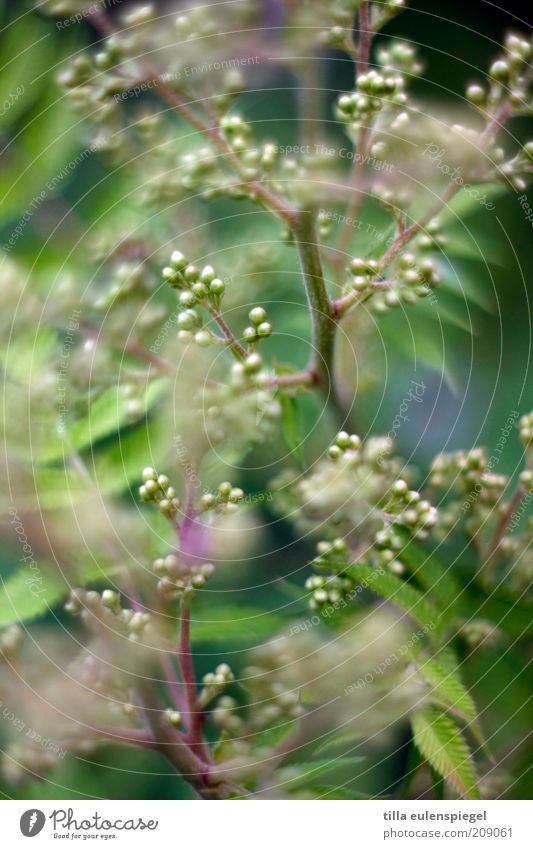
[0,0,531,799]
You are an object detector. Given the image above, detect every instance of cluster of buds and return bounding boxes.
[240,664,303,732]
[200,376,281,449]
[200,481,245,515]
[466,33,532,116]
[428,449,519,545]
[519,411,533,451]
[274,433,413,544]
[305,571,356,610]
[344,252,439,313]
[152,553,215,600]
[163,251,227,347]
[429,449,489,509]
[336,69,405,126]
[345,257,381,294]
[65,588,152,644]
[139,467,181,519]
[210,695,243,735]
[379,479,438,542]
[376,41,423,76]
[242,307,272,345]
[306,536,357,608]
[164,707,182,728]
[199,663,235,708]
[327,429,362,460]
[415,217,447,252]
[220,113,253,154]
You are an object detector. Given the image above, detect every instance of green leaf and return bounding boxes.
[415,658,477,724]
[0,16,55,132]
[399,536,460,612]
[34,417,170,509]
[0,326,58,384]
[191,606,288,644]
[311,786,377,800]
[39,378,168,464]
[0,559,120,629]
[251,719,299,752]
[345,563,442,640]
[414,656,487,752]
[0,565,68,629]
[276,757,363,792]
[411,708,480,799]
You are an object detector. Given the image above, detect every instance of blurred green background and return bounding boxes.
[0,0,531,799]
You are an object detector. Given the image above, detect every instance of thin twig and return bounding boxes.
[90,9,297,227]
[483,485,524,567]
[336,1,374,273]
[206,304,247,359]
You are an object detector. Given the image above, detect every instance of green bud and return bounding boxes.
[257,322,272,337]
[249,307,267,325]
[490,60,510,82]
[209,278,225,296]
[170,250,187,270]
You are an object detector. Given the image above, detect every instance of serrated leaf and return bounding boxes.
[345,563,442,640]
[416,657,488,754]
[416,659,476,720]
[411,708,480,799]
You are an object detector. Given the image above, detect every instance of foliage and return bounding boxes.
[0,0,532,801]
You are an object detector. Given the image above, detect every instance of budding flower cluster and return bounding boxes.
[65,588,152,643]
[381,478,438,541]
[139,467,181,519]
[152,553,215,600]
[467,33,532,116]
[210,695,242,735]
[200,377,281,451]
[430,448,488,493]
[199,663,235,708]
[377,41,423,76]
[336,69,405,125]
[243,307,272,345]
[200,481,244,515]
[327,429,362,460]
[240,662,303,731]
[273,433,437,612]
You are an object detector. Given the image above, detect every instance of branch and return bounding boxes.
[90,9,297,228]
[293,210,351,425]
[206,305,247,360]
[178,601,208,759]
[336,1,374,271]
